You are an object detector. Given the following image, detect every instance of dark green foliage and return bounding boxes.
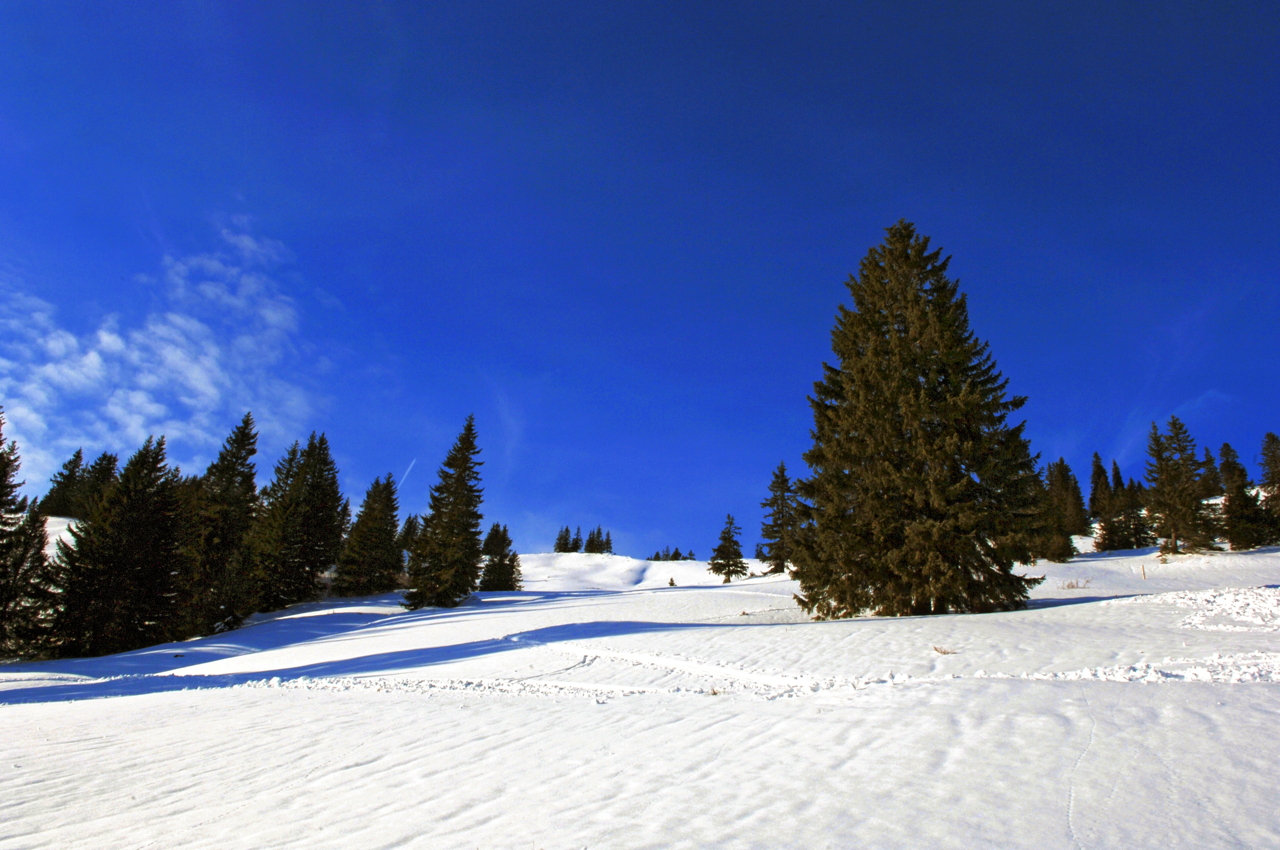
[793,221,1044,618]
[333,474,402,597]
[1097,462,1155,552]
[397,514,421,565]
[1261,433,1280,535]
[479,523,522,591]
[405,416,484,609]
[40,449,118,520]
[252,433,349,611]
[1088,453,1109,522]
[54,438,188,657]
[759,462,799,574]
[553,526,574,553]
[0,414,58,658]
[582,526,614,554]
[1039,458,1089,562]
[173,414,260,636]
[1218,442,1271,551]
[571,526,583,552]
[707,514,747,583]
[1145,417,1217,554]
[649,546,696,561]
[1199,448,1223,499]
[39,449,83,518]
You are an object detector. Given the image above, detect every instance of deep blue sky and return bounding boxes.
[1,2,1277,556]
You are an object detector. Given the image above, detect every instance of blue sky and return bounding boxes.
[1,2,1277,556]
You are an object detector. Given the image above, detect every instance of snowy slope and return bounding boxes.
[3,545,1280,848]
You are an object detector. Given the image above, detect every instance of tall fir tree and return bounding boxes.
[708,514,747,583]
[1145,417,1217,554]
[251,433,349,611]
[793,221,1044,618]
[0,412,58,658]
[571,526,583,553]
[479,522,522,591]
[759,461,800,574]
[1260,432,1280,540]
[1087,452,1110,523]
[54,438,188,657]
[39,449,84,518]
[1218,442,1270,551]
[553,526,573,553]
[173,414,260,637]
[1039,458,1089,562]
[396,514,421,572]
[332,474,402,596]
[405,416,484,609]
[1199,447,1223,498]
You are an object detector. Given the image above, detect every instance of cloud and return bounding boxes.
[0,225,312,490]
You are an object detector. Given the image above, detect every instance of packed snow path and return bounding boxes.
[3,547,1280,848]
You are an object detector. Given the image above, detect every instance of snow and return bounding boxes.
[3,545,1280,848]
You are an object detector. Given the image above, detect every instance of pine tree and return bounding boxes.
[1145,417,1216,554]
[54,438,187,657]
[479,523,522,591]
[1199,447,1223,498]
[174,414,260,637]
[251,433,348,610]
[1039,458,1089,562]
[571,526,583,553]
[405,416,484,609]
[553,526,573,553]
[1218,442,1269,551]
[1087,452,1110,523]
[793,221,1044,618]
[759,461,799,574]
[40,449,84,518]
[603,530,613,554]
[333,475,402,596]
[583,526,601,554]
[708,514,747,583]
[1260,432,1280,540]
[0,412,58,658]
[397,514,421,559]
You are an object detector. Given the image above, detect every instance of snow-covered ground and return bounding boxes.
[3,544,1280,848]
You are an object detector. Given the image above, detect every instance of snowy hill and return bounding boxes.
[3,546,1280,847]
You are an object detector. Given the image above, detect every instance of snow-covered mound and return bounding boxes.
[3,544,1280,848]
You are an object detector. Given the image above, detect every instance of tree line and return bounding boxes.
[554,525,614,554]
[0,412,522,660]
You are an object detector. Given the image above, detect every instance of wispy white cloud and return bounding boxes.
[0,226,312,489]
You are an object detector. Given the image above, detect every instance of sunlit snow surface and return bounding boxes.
[4,544,1280,848]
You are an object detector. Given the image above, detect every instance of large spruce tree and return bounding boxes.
[479,522,522,591]
[1260,432,1280,540]
[1040,458,1089,562]
[41,449,118,520]
[252,433,349,611]
[1218,442,1270,551]
[1087,452,1110,522]
[1145,417,1217,554]
[793,221,1043,618]
[0,412,57,659]
[332,474,402,596]
[405,416,484,609]
[174,414,260,636]
[759,461,800,574]
[55,437,187,657]
[708,514,747,583]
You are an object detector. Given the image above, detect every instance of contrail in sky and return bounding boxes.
[401,458,417,486]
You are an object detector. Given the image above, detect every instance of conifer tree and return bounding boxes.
[708,514,747,583]
[174,414,260,636]
[1199,447,1223,498]
[553,526,573,553]
[1218,442,1270,551]
[1145,417,1216,554]
[479,523,522,591]
[0,413,58,658]
[40,449,84,518]
[571,526,583,553]
[759,461,799,574]
[405,416,484,609]
[793,221,1044,618]
[251,433,348,610]
[396,514,421,571]
[1260,432,1280,539]
[333,474,402,596]
[54,438,188,657]
[1087,452,1110,523]
[584,526,602,554]
[603,530,613,554]
[1039,458,1088,562]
